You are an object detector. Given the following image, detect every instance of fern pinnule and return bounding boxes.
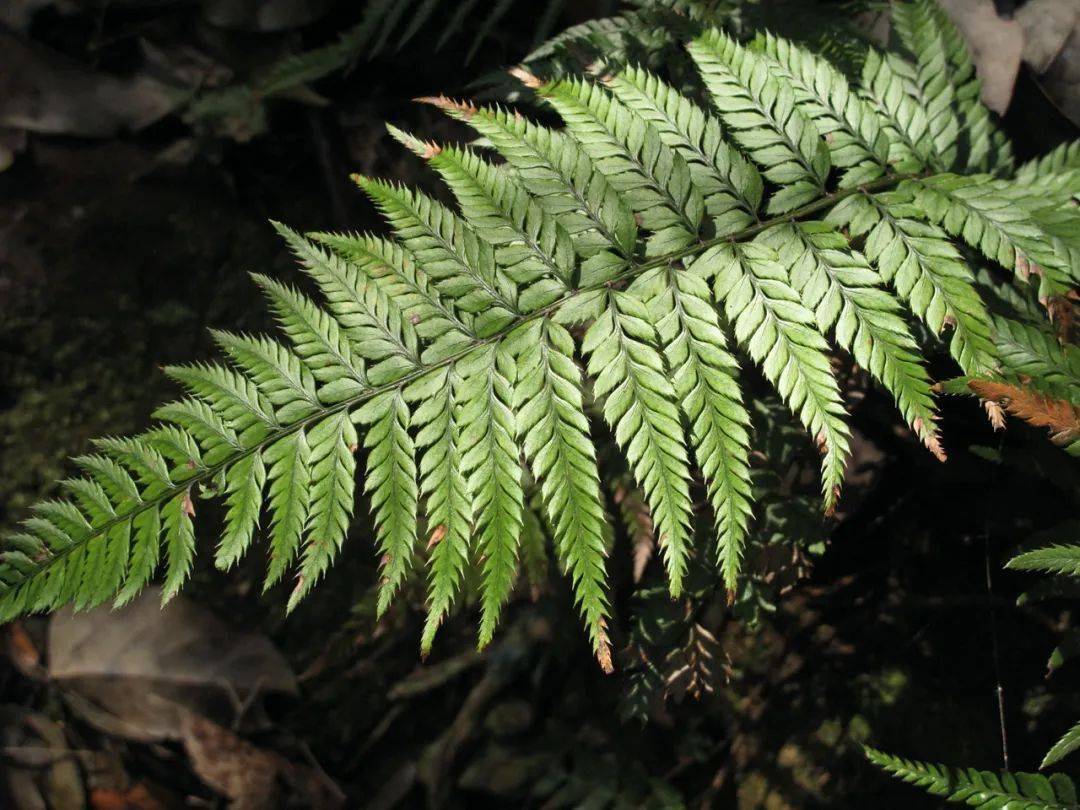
[388,125,575,291]
[529,72,705,255]
[418,95,640,259]
[508,318,613,670]
[456,344,524,649]
[1008,545,1080,579]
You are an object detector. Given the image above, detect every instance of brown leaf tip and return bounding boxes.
[508,66,543,89]
[427,524,447,549]
[416,95,477,120]
[913,418,947,462]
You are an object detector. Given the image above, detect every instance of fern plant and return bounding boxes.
[865,748,1080,809]
[2,0,1078,672]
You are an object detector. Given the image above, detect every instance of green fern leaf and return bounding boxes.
[907,174,1075,295]
[251,274,367,394]
[262,431,311,590]
[308,229,475,362]
[409,368,473,654]
[215,454,266,571]
[276,224,423,376]
[116,507,162,608]
[2,2,1077,666]
[890,0,962,170]
[865,746,1080,809]
[421,97,638,258]
[858,48,934,173]
[892,0,1009,172]
[161,490,196,604]
[1016,139,1080,191]
[213,331,321,424]
[1008,545,1080,578]
[288,410,358,611]
[153,400,240,466]
[356,390,418,617]
[828,190,998,376]
[532,73,705,255]
[353,177,520,331]
[389,128,574,294]
[456,344,525,648]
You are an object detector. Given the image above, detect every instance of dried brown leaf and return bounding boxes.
[969,379,1080,445]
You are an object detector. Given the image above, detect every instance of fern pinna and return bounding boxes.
[2,0,1078,670]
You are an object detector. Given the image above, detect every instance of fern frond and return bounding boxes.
[828,190,999,375]
[530,73,705,255]
[858,48,934,172]
[354,177,520,330]
[164,364,278,445]
[891,0,1009,173]
[212,331,321,424]
[215,453,266,571]
[389,127,574,293]
[262,431,311,589]
[689,29,831,213]
[276,225,423,375]
[420,97,639,259]
[251,274,368,395]
[456,344,524,648]
[308,229,476,361]
[906,175,1075,295]
[865,747,1080,809]
[289,410,358,610]
[3,0,1077,666]
[355,390,418,616]
[890,0,962,170]
[408,367,473,654]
